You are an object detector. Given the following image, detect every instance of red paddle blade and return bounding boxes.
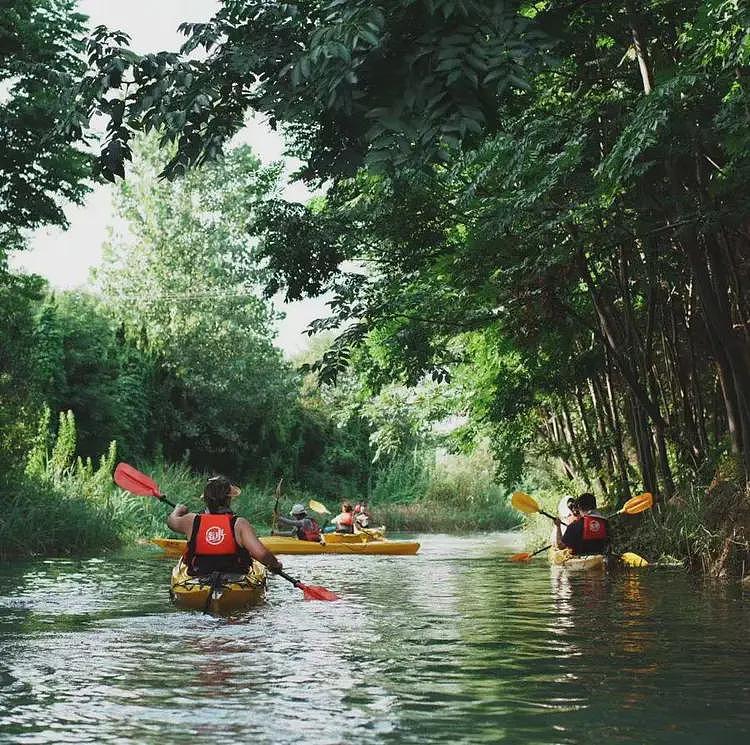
[114,462,161,497]
[298,583,340,602]
[510,552,532,563]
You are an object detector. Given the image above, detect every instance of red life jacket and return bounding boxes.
[335,511,354,533]
[184,513,251,576]
[582,514,609,542]
[297,518,322,542]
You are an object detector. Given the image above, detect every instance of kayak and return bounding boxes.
[324,527,386,543]
[152,534,420,556]
[170,557,267,613]
[549,547,605,571]
[261,535,420,555]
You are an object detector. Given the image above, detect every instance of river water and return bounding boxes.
[1,533,748,744]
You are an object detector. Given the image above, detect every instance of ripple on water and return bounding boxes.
[1,535,749,744]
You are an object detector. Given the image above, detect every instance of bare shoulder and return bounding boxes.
[169,511,198,536]
[234,516,255,534]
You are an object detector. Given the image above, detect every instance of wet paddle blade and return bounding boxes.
[621,492,654,515]
[114,462,161,497]
[510,552,532,563]
[298,583,340,601]
[511,491,541,515]
[621,552,649,567]
[308,499,330,515]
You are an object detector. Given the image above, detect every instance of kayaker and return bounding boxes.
[354,502,371,530]
[554,492,609,555]
[331,501,355,534]
[274,504,323,542]
[167,475,283,575]
[551,496,579,548]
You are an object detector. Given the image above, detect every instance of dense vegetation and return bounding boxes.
[0,2,514,556]
[3,2,750,572]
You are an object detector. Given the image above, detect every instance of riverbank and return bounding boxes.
[0,457,520,559]
[516,459,750,579]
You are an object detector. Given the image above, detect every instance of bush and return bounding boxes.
[368,446,520,532]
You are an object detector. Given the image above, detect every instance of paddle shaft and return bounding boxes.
[355,523,378,539]
[528,543,552,558]
[272,478,283,532]
[158,495,176,509]
[276,569,304,588]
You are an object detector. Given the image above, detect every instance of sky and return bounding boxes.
[9,0,328,357]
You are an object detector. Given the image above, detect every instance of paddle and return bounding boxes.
[510,544,551,563]
[114,462,341,602]
[114,462,175,507]
[510,491,557,520]
[509,492,654,563]
[272,477,283,533]
[511,491,653,522]
[308,499,330,515]
[276,570,341,601]
[353,522,379,540]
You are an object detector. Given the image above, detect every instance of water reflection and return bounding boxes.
[1,534,749,744]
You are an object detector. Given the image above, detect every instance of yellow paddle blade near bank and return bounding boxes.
[618,492,654,516]
[621,552,649,567]
[511,491,541,515]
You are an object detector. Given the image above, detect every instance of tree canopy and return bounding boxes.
[82,0,750,500]
[0,0,92,263]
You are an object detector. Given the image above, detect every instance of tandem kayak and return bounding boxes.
[170,557,267,614]
[549,547,605,571]
[152,534,420,557]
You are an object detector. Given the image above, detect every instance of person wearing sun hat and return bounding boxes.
[273,502,323,542]
[167,474,282,575]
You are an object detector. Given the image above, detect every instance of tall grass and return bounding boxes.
[369,447,520,532]
[0,409,122,559]
[1,411,525,559]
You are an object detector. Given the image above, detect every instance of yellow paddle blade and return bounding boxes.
[510,552,532,563]
[511,491,541,515]
[620,492,654,515]
[308,499,330,515]
[621,552,649,567]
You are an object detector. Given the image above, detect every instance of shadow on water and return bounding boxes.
[1,534,749,744]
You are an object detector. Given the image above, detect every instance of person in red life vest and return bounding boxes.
[331,501,355,533]
[167,475,282,576]
[274,503,323,542]
[554,492,610,556]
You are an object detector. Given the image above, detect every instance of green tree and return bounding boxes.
[95,137,297,478]
[82,1,750,498]
[0,0,91,261]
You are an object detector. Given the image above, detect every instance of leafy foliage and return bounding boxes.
[80,0,549,182]
[0,0,91,259]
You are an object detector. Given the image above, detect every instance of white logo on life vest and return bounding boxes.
[588,520,602,533]
[205,526,225,545]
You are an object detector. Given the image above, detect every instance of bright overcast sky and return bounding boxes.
[10,0,328,357]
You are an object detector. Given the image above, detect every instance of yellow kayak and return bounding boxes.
[152,534,420,557]
[549,547,605,571]
[170,557,267,613]
[324,526,386,543]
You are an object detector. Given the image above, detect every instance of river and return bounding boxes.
[1,533,748,744]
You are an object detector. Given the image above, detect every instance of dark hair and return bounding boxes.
[203,475,232,513]
[342,501,353,512]
[577,492,597,511]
